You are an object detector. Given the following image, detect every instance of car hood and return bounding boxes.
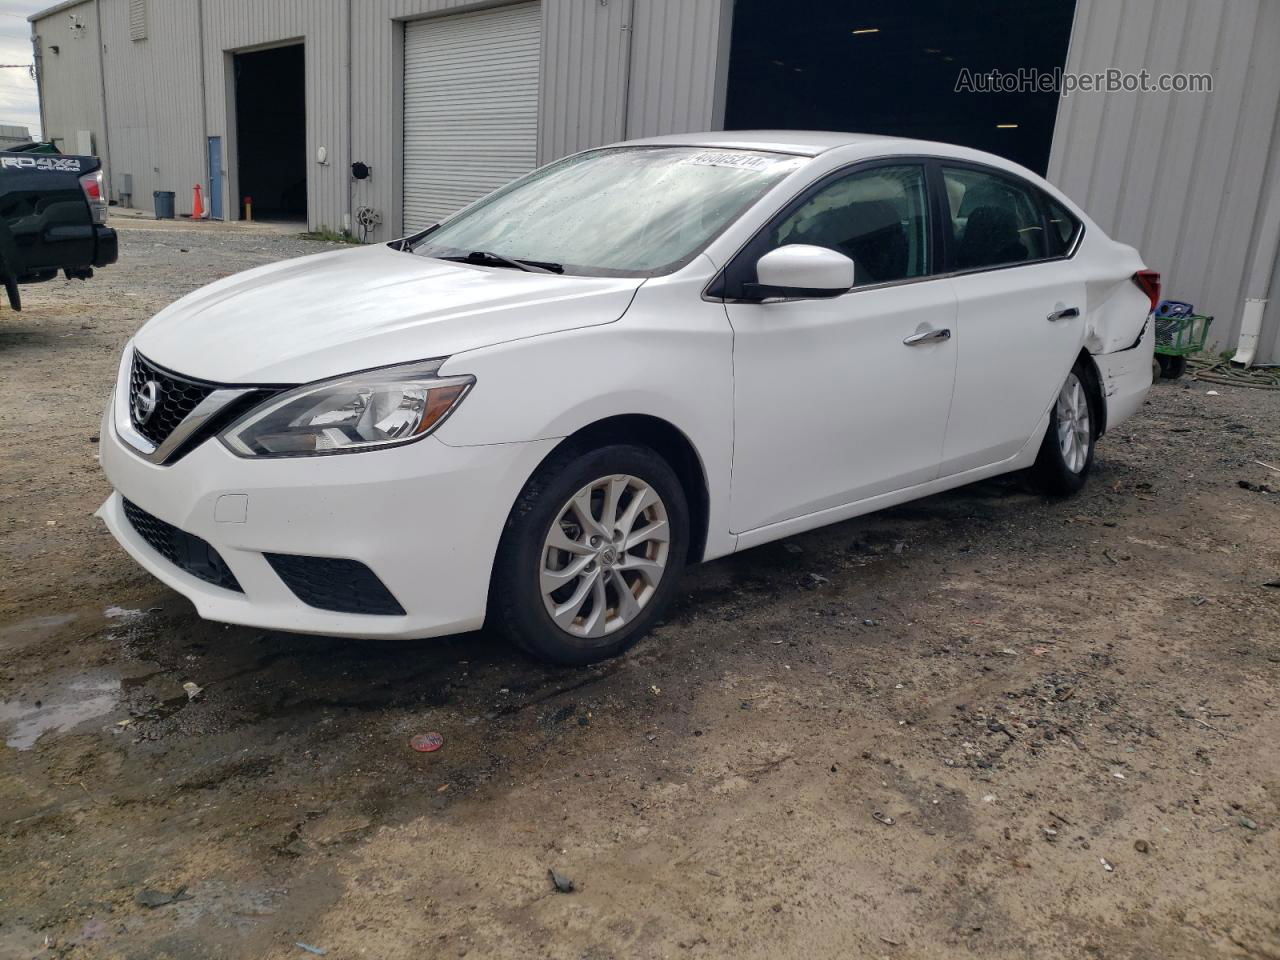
[132,243,644,383]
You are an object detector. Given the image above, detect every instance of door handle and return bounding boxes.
[903,328,951,346]
[1048,307,1080,322]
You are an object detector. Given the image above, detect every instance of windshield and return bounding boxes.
[411,146,806,277]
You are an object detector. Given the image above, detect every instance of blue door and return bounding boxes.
[207,137,223,219]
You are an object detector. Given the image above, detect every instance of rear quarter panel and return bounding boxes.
[1079,236,1151,354]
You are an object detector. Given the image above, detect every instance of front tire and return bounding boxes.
[1032,363,1098,496]
[489,443,689,666]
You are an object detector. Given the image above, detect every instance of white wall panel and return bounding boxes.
[98,0,205,217]
[625,0,724,139]
[1048,0,1280,361]
[30,2,106,165]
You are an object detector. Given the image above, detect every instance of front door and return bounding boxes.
[723,163,958,533]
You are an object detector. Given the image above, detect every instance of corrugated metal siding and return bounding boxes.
[625,0,724,139]
[1048,0,1280,361]
[31,1,105,160]
[98,0,205,216]
[538,0,629,159]
[200,0,350,230]
[402,2,541,227]
[352,0,724,238]
[36,0,727,239]
[1258,135,1280,364]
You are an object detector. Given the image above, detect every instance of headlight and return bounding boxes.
[220,358,474,457]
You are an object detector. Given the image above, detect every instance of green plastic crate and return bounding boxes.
[1154,313,1212,357]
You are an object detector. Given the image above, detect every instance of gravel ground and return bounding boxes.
[1,218,1278,960]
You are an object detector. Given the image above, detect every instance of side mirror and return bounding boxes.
[744,244,854,301]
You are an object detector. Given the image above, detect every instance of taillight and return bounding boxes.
[79,169,107,225]
[1132,270,1161,313]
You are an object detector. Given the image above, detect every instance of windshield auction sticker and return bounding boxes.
[682,151,788,171]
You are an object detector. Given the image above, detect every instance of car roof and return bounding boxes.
[607,130,1070,202]
[615,130,911,158]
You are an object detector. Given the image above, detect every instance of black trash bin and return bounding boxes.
[153,190,176,220]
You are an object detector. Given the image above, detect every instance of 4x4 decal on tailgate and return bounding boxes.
[1,156,84,173]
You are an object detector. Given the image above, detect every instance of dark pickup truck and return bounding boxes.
[0,151,118,310]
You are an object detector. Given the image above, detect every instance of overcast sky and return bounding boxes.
[1,1,45,137]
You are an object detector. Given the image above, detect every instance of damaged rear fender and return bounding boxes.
[1088,319,1155,434]
[1082,243,1150,354]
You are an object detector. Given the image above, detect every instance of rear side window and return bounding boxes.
[942,166,1047,270]
[766,164,931,286]
[1042,193,1082,256]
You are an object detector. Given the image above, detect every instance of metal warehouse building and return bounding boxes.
[30,0,1280,362]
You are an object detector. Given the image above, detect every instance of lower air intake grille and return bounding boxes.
[264,554,406,616]
[122,499,242,592]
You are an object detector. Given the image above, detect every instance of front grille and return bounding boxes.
[122,498,243,592]
[265,554,405,616]
[129,351,217,447]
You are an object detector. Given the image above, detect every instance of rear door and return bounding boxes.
[937,163,1088,476]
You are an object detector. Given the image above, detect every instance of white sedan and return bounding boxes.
[98,132,1157,664]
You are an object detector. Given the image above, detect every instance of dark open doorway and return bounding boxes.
[233,43,306,221]
[723,1,1077,175]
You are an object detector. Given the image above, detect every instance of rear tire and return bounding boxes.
[489,442,689,666]
[1032,362,1099,496]
[1156,354,1187,380]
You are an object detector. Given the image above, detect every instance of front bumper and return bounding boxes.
[97,403,559,639]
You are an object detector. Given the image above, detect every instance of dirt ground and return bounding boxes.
[1,218,1278,960]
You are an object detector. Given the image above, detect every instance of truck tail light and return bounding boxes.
[1132,270,1161,313]
[79,169,107,225]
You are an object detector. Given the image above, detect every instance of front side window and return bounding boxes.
[412,146,806,277]
[943,166,1047,270]
[765,165,931,286]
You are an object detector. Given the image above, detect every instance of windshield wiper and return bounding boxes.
[439,250,564,274]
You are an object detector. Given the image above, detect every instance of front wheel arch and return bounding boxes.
[488,440,692,665]
[523,414,711,566]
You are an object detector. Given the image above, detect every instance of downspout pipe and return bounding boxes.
[618,0,635,139]
[30,23,46,141]
[1232,163,1280,367]
[92,0,113,192]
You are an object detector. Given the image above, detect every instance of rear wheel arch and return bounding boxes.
[1077,348,1107,436]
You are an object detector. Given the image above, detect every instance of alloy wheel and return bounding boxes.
[1055,372,1091,474]
[540,474,671,640]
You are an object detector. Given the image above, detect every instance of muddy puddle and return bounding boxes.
[0,671,121,750]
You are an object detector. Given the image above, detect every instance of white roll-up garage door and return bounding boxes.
[402,2,542,231]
